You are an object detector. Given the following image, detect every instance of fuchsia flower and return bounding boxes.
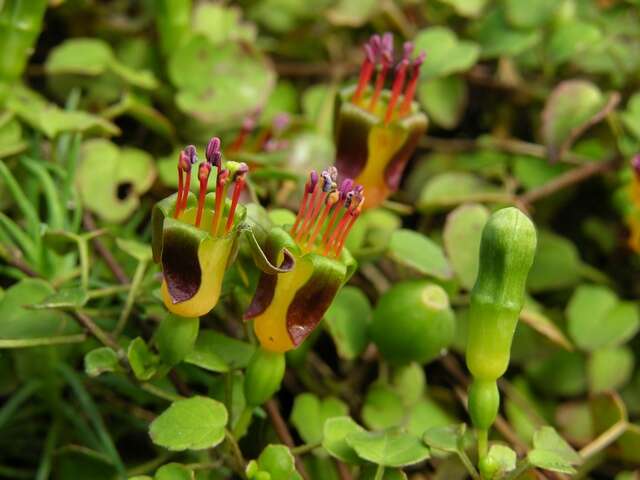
[152,137,248,318]
[335,32,428,208]
[244,168,362,352]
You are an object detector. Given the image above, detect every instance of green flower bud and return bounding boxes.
[370,281,455,365]
[244,347,286,407]
[465,207,536,437]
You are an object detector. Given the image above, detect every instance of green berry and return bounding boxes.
[370,280,455,365]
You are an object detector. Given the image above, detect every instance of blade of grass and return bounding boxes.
[0,161,40,239]
[22,157,65,230]
[57,364,126,475]
[0,380,41,430]
[35,418,60,480]
[0,211,37,261]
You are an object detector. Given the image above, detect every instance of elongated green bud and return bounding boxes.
[244,347,286,407]
[466,207,536,433]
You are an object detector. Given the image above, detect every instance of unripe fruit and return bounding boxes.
[370,280,455,365]
[244,347,286,406]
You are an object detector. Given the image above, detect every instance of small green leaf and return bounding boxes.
[526,351,587,397]
[621,93,640,142]
[327,0,379,26]
[418,75,467,129]
[472,9,541,58]
[567,284,639,351]
[84,347,120,377]
[588,346,635,393]
[322,416,365,464]
[154,463,194,480]
[541,80,617,162]
[423,424,466,453]
[360,465,408,480]
[168,36,275,125]
[78,140,156,223]
[443,203,489,289]
[323,286,371,360]
[184,330,255,372]
[548,21,602,66]
[156,315,199,367]
[417,172,506,212]
[528,427,581,474]
[413,27,480,79]
[290,393,348,445]
[504,0,557,28]
[387,229,452,280]
[346,429,430,467]
[46,38,113,75]
[128,337,159,381]
[149,396,228,451]
[391,363,426,408]
[248,444,301,480]
[527,231,581,292]
[362,383,405,430]
[406,398,456,438]
[29,287,89,310]
[438,0,488,17]
[116,238,152,262]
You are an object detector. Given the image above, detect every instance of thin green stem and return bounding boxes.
[477,428,488,466]
[503,459,531,480]
[225,428,246,475]
[140,383,182,402]
[291,443,321,455]
[373,464,385,480]
[88,284,131,299]
[114,259,148,336]
[77,238,90,291]
[0,334,86,348]
[457,449,481,480]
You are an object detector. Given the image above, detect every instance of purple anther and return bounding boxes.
[307,170,319,193]
[206,137,221,165]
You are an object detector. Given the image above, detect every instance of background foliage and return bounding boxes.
[1,0,640,479]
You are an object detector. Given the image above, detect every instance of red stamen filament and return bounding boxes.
[299,191,327,242]
[175,167,184,218]
[335,213,360,257]
[306,201,334,249]
[368,63,388,112]
[295,186,320,243]
[211,173,226,237]
[225,177,246,234]
[324,211,351,256]
[321,205,344,248]
[291,184,312,236]
[195,176,208,227]
[400,68,420,116]
[385,59,409,125]
[181,169,192,212]
[353,58,374,105]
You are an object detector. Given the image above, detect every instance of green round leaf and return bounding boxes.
[346,429,430,467]
[149,396,228,451]
[323,286,371,360]
[414,27,480,79]
[322,416,365,464]
[387,229,452,280]
[290,393,348,445]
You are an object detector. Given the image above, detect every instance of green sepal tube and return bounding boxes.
[244,347,286,407]
[465,208,536,454]
[155,314,199,367]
